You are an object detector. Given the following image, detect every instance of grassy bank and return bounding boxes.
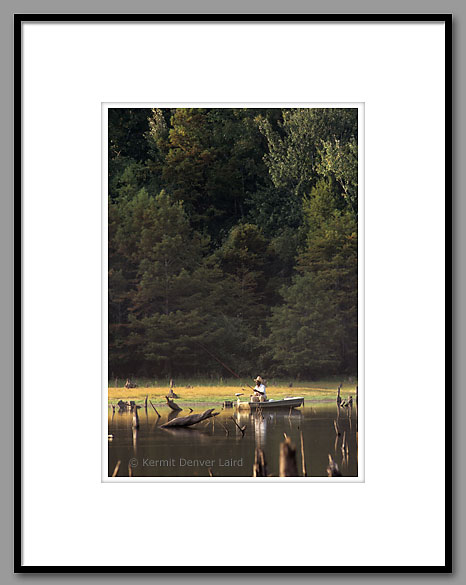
[108,379,358,405]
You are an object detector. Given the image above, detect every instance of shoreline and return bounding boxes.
[108,383,358,406]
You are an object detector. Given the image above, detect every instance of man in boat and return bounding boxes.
[252,376,267,402]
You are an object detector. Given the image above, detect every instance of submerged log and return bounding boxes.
[160,408,219,428]
[279,435,298,477]
[165,396,182,411]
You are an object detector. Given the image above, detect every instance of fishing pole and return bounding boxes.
[196,342,255,391]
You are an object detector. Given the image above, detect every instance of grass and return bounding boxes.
[108,377,358,405]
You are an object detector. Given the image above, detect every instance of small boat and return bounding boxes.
[236,396,304,410]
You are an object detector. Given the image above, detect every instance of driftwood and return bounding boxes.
[253,448,268,477]
[160,408,219,428]
[327,454,342,477]
[279,435,298,477]
[165,396,182,411]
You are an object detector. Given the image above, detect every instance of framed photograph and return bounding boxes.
[104,101,362,483]
[16,14,451,571]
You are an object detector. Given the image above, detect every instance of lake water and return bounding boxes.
[108,403,358,478]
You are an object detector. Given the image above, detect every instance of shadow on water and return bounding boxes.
[108,403,358,478]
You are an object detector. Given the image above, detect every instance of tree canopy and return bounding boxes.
[108,107,358,380]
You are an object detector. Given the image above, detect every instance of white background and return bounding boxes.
[22,22,445,567]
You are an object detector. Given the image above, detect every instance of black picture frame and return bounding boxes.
[14,13,452,574]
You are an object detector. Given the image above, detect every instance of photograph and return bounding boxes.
[106,106,360,479]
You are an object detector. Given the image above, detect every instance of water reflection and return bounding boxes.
[108,403,358,478]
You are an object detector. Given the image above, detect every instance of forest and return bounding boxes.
[108,107,358,380]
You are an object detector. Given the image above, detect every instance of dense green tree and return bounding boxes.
[258,107,358,204]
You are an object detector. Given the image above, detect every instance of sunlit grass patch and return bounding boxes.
[108,379,358,405]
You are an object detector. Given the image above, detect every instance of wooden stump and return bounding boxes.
[132,404,140,429]
[327,454,342,477]
[253,448,268,477]
[279,435,298,477]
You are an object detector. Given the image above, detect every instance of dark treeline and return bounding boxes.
[108,108,358,380]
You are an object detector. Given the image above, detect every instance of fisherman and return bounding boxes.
[252,376,267,402]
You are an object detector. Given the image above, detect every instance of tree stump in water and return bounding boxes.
[279,435,298,477]
[327,454,342,477]
[160,408,219,428]
[132,404,140,429]
[253,448,268,477]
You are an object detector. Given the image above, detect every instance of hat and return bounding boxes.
[254,376,263,383]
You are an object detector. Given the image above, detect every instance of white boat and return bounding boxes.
[236,396,304,410]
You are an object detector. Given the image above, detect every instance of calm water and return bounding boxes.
[108,403,358,478]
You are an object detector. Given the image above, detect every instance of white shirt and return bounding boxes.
[254,383,266,398]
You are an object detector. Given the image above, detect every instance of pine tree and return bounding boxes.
[267,181,357,377]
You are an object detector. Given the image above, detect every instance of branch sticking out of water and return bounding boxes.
[111,460,121,477]
[230,416,246,437]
